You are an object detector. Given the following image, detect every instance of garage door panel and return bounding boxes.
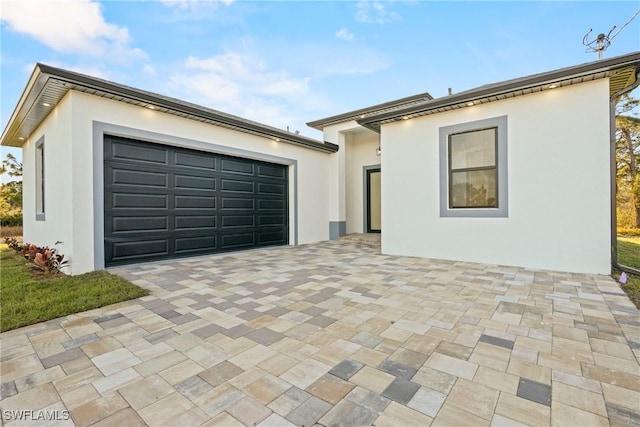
[111,168,168,188]
[174,174,216,191]
[104,135,288,266]
[174,195,217,209]
[258,164,286,179]
[258,215,285,226]
[112,193,168,209]
[258,199,285,210]
[257,182,285,195]
[110,140,168,165]
[221,215,255,228]
[175,236,217,253]
[258,230,286,245]
[221,233,255,248]
[174,152,217,170]
[175,216,217,230]
[221,179,254,193]
[221,159,254,175]
[112,216,168,233]
[112,239,169,260]
[221,197,254,210]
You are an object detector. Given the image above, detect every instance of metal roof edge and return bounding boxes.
[306,91,434,130]
[1,64,337,153]
[358,51,640,130]
[0,64,46,144]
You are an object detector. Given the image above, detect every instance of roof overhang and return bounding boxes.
[307,91,433,130]
[1,64,338,153]
[358,51,640,132]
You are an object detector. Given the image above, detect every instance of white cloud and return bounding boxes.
[170,53,329,131]
[335,28,355,41]
[355,0,401,24]
[0,0,144,60]
[160,0,234,11]
[143,64,157,75]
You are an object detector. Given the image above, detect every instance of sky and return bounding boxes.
[1,0,639,162]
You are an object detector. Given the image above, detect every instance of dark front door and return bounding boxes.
[366,168,381,233]
[104,135,288,266]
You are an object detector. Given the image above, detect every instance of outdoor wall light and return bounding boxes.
[376,146,381,156]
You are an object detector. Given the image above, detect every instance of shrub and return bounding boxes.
[0,212,22,227]
[618,228,640,237]
[3,238,69,274]
[4,237,22,251]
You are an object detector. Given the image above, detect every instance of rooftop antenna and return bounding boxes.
[583,27,615,60]
[583,9,640,60]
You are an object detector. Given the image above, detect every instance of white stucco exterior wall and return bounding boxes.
[381,79,611,274]
[22,93,74,273]
[345,130,380,234]
[323,121,381,236]
[24,90,334,275]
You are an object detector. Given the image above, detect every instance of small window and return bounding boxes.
[36,138,45,221]
[439,116,508,218]
[449,127,497,208]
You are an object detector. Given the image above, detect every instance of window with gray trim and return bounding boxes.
[439,116,508,218]
[36,138,45,221]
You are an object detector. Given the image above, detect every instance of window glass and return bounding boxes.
[450,128,496,169]
[450,169,497,208]
[36,140,45,219]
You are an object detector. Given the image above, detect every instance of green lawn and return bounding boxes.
[616,236,640,308]
[0,246,149,332]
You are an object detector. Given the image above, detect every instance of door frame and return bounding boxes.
[363,165,381,233]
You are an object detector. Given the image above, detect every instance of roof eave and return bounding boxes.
[358,51,640,129]
[1,64,338,153]
[306,91,434,130]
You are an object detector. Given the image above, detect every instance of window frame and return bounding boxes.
[35,137,45,221]
[439,116,508,218]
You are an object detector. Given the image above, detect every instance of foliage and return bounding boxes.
[0,181,22,212]
[0,153,22,177]
[618,227,640,237]
[0,153,22,214]
[3,238,69,274]
[617,237,640,270]
[0,245,149,332]
[615,93,640,228]
[4,237,22,251]
[615,237,640,309]
[0,211,22,227]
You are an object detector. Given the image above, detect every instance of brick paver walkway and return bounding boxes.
[1,241,639,426]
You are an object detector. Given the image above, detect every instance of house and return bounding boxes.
[0,64,339,275]
[310,51,640,275]
[2,52,639,275]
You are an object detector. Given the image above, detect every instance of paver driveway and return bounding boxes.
[1,241,639,426]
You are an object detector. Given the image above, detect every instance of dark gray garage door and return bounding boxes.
[104,135,288,266]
